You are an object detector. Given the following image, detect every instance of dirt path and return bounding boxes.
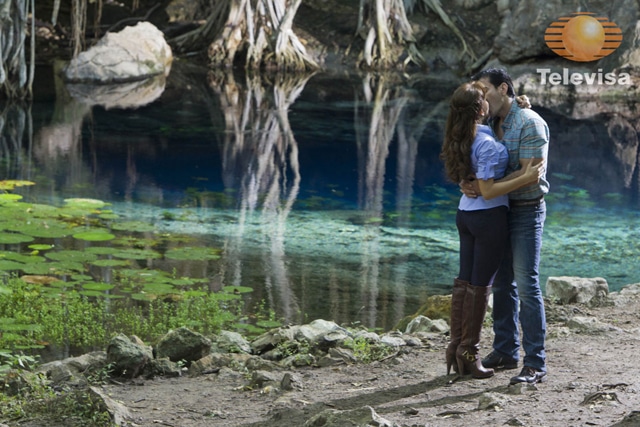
[89,298,640,427]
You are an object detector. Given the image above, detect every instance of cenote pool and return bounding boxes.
[1,62,639,340]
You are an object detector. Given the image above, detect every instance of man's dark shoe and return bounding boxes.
[482,351,518,370]
[510,366,547,385]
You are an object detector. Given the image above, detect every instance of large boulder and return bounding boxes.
[546,276,609,305]
[155,327,212,363]
[106,334,153,378]
[63,21,173,83]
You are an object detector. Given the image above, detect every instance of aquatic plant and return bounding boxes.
[0,183,277,360]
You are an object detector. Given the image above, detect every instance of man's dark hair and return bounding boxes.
[471,68,515,98]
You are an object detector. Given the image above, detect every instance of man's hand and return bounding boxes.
[459,178,481,198]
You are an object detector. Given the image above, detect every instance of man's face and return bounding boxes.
[477,77,504,118]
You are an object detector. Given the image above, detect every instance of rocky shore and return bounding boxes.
[2,277,640,426]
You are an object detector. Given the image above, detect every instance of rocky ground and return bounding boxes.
[51,287,640,427]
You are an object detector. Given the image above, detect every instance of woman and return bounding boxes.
[440,81,542,378]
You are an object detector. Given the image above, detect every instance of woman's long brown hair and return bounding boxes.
[440,81,487,183]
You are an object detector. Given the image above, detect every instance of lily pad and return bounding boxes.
[0,180,35,190]
[131,293,154,301]
[164,246,221,261]
[112,248,162,260]
[168,277,208,287]
[79,290,114,298]
[221,286,254,294]
[85,247,120,256]
[46,250,98,263]
[81,282,115,291]
[142,282,176,295]
[99,212,120,220]
[7,222,70,238]
[0,253,46,264]
[0,232,34,244]
[0,260,25,271]
[28,244,54,251]
[0,194,23,202]
[73,230,116,242]
[63,198,108,209]
[110,221,156,233]
[22,204,60,219]
[46,262,86,274]
[90,259,130,268]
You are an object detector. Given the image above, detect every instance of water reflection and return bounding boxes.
[209,70,309,325]
[355,73,414,327]
[1,63,640,332]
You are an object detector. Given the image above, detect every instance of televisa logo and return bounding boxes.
[544,12,622,62]
[539,12,630,85]
[537,68,631,85]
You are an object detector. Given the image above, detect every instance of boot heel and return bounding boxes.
[456,355,466,376]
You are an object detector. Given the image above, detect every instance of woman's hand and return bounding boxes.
[459,178,481,198]
[516,95,531,109]
[521,158,543,184]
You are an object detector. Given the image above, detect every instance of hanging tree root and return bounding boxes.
[419,0,477,62]
[171,0,317,72]
[357,0,425,70]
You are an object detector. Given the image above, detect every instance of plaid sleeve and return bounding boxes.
[519,115,549,160]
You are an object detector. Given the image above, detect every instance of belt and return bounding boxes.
[510,195,544,207]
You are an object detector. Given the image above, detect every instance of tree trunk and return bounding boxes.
[0,0,35,99]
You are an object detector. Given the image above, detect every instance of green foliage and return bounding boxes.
[86,363,115,386]
[0,351,39,373]
[342,337,395,363]
[29,389,114,426]
[0,277,242,353]
[276,339,311,359]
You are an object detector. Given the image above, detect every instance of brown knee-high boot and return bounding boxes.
[456,283,494,379]
[446,278,468,374]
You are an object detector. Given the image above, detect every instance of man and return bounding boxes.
[465,68,550,385]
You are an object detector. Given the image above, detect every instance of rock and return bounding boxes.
[63,21,172,83]
[144,357,182,378]
[478,392,509,410]
[107,334,153,378]
[188,352,262,377]
[155,327,211,364]
[546,276,609,305]
[294,319,351,349]
[380,334,406,348]
[39,351,107,387]
[280,372,303,391]
[250,370,282,389]
[88,385,132,426]
[303,405,397,427]
[405,315,448,334]
[251,325,297,355]
[566,316,618,334]
[214,330,252,354]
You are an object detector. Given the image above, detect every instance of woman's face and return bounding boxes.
[480,97,489,118]
[477,77,504,118]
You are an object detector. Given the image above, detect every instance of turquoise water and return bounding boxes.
[1,64,639,331]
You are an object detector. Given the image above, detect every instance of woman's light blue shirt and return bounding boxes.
[458,124,509,211]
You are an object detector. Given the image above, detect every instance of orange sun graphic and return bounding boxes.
[544,12,623,62]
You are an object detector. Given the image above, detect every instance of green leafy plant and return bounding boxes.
[343,337,395,363]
